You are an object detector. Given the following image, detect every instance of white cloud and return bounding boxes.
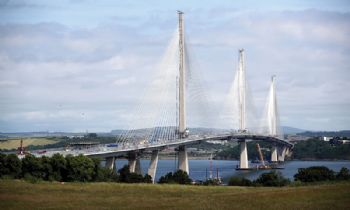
[0,8,349,132]
[113,77,136,86]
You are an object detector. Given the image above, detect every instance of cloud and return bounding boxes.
[113,77,136,86]
[0,80,19,87]
[0,7,349,132]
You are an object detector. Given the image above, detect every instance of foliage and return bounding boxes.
[117,165,152,183]
[0,154,22,178]
[22,154,45,179]
[0,153,119,182]
[294,166,335,182]
[292,139,350,160]
[254,171,290,186]
[203,178,221,186]
[228,176,252,186]
[50,153,67,181]
[65,155,96,182]
[336,167,350,180]
[158,170,192,184]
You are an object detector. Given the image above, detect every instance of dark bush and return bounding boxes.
[22,154,45,179]
[336,167,350,180]
[50,153,67,181]
[158,170,192,184]
[294,166,335,182]
[203,179,221,186]
[65,155,96,182]
[255,171,290,186]
[228,176,252,186]
[158,172,176,184]
[3,154,22,178]
[117,164,152,183]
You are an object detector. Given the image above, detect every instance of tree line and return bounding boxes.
[215,139,350,160]
[0,153,151,183]
[228,166,350,187]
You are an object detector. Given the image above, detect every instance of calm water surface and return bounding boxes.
[111,159,350,183]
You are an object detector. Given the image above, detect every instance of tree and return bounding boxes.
[255,171,290,186]
[158,170,192,184]
[2,154,22,178]
[336,167,350,180]
[294,166,335,182]
[117,164,151,183]
[22,154,44,179]
[66,155,95,182]
[118,165,131,183]
[172,170,192,184]
[50,153,67,181]
[0,154,9,177]
[228,176,252,186]
[40,156,53,181]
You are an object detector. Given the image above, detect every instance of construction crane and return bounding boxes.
[255,143,265,167]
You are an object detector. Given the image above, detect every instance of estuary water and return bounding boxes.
[111,159,350,183]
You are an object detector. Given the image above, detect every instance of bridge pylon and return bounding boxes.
[147,150,159,183]
[128,152,142,174]
[176,11,190,175]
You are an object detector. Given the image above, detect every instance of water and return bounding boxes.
[110,159,350,183]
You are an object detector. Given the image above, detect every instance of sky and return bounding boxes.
[0,0,349,132]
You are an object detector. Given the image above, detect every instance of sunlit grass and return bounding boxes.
[1,180,349,210]
[0,138,57,150]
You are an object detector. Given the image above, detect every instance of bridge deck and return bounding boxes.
[33,133,293,158]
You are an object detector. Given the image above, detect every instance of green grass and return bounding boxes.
[0,138,57,150]
[1,180,350,210]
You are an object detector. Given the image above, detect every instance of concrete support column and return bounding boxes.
[178,145,189,174]
[147,150,159,183]
[271,146,278,162]
[239,140,249,169]
[128,152,142,174]
[105,156,116,171]
[278,147,287,162]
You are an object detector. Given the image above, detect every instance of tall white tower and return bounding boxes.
[238,49,246,132]
[268,75,278,136]
[178,10,187,138]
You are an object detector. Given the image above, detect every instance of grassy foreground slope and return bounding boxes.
[1,180,350,210]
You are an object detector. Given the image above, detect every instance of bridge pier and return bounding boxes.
[128,153,142,174]
[178,145,189,174]
[271,146,278,162]
[105,156,116,171]
[278,147,287,162]
[147,150,159,183]
[239,140,249,169]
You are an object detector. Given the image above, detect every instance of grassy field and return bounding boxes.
[0,180,349,210]
[0,138,58,150]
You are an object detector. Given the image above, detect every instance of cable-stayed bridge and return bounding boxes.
[37,11,293,183]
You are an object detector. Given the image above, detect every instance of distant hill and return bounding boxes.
[297,130,350,138]
[282,126,306,135]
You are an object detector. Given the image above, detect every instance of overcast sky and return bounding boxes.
[0,0,349,132]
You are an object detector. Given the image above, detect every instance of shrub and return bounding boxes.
[255,171,290,186]
[65,155,95,182]
[203,179,221,186]
[228,176,252,186]
[3,154,22,178]
[117,164,153,183]
[336,167,350,180]
[158,170,192,184]
[294,166,335,182]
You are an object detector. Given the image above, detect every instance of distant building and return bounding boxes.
[338,140,350,144]
[322,136,332,141]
